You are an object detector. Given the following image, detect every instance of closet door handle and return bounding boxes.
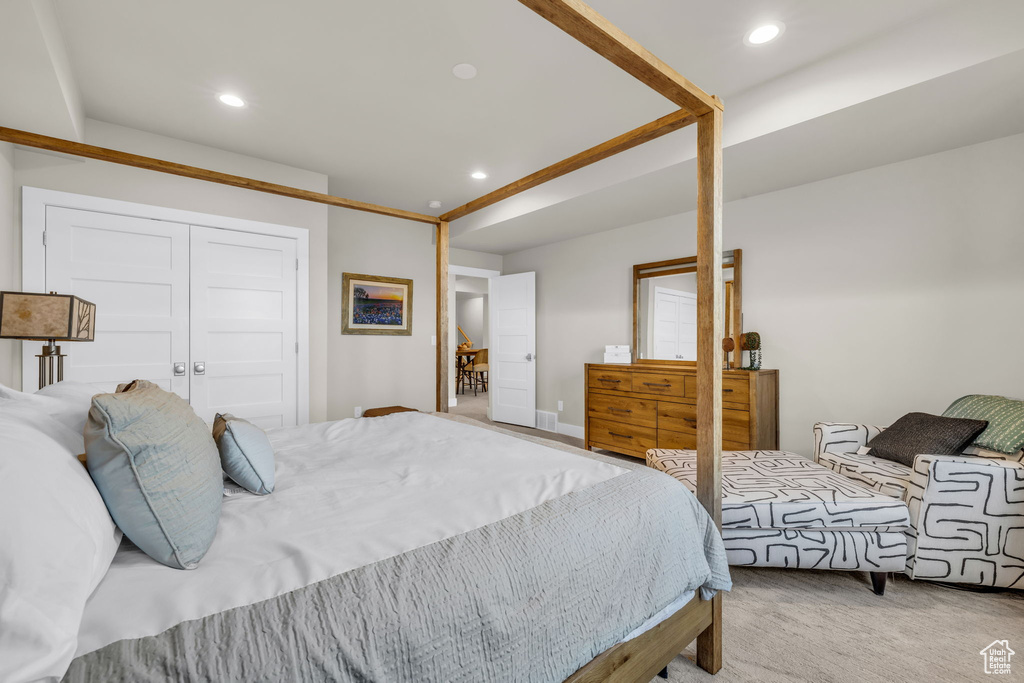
[173,362,186,376]
[193,362,206,376]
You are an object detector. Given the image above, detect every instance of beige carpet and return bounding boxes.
[450,391,586,448]
[664,568,1024,683]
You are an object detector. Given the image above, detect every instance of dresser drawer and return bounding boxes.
[588,369,633,393]
[683,375,750,405]
[659,403,752,446]
[588,418,657,454]
[658,401,698,433]
[631,372,685,398]
[588,394,657,428]
[657,430,749,451]
[658,429,696,450]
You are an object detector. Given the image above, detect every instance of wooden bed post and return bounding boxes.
[436,221,450,413]
[695,106,724,674]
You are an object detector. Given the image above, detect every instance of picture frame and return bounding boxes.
[341,272,413,336]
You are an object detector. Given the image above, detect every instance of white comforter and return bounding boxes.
[76,412,627,657]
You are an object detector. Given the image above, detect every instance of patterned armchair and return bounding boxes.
[813,422,1024,589]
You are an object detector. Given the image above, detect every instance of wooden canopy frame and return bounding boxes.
[0,0,725,678]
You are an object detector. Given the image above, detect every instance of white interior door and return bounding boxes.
[188,226,298,429]
[489,272,536,427]
[39,207,190,396]
[653,287,697,361]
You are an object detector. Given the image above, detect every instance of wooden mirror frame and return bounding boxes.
[633,249,742,368]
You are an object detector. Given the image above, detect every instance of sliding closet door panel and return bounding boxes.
[43,207,190,396]
[189,226,298,428]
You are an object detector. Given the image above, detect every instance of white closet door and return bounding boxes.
[42,207,190,396]
[188,226,298,428]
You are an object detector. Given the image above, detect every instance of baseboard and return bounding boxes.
[558,422,584,439]
[449,398,458,407]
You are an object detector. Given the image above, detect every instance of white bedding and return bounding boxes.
[76,412,628,657]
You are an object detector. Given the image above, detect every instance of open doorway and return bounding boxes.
[453,275,490,420]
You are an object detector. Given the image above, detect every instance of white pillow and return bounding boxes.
[0,381,98,453]
[0,400,121,683]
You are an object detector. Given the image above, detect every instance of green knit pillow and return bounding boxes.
[943,395,1024,454]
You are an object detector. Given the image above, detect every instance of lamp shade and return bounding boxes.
[0,291,96,341]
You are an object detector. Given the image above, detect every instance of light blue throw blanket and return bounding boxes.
[65,416,730,683]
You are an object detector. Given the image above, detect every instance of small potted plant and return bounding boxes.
[740,331,761,370]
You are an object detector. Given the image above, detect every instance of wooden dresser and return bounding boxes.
[584,363,779,459]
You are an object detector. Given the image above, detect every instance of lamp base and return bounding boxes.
[36,340,65,389]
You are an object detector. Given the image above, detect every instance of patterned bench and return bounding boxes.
[647,449,911,594]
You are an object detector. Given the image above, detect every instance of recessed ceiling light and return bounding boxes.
[471,171,487,180]
[428,200,442,209]
[452,63,478,80]
[744,22,784,46]
[218,93,246,107]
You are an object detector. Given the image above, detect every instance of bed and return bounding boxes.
[2,1,732,679]
[47,412,728,682]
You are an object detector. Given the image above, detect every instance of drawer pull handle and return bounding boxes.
[643,382,671,388]
[684,418,697,423]
[599,378,622,383]
[608,407,633,413]
[608,432,633,439]
[723,388,734,393]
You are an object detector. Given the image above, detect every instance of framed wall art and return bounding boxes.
[341,272,413,336]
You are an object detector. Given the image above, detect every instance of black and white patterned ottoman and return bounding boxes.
[647,449,911,593]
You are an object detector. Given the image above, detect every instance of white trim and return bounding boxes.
[448,397,458,408]
[450,265,500,278]
[557,422,585,440]
[20,187,311,425]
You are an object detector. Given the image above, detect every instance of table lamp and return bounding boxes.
[0,291,96,389]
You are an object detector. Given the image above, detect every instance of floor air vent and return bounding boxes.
[536,410,558,433]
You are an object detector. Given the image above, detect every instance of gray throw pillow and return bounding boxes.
[212,413,276,495]
[84,380,222,569]
[866,412,988,468]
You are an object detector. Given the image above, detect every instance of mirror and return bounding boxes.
[633,249,742,367]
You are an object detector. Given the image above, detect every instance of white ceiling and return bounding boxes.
[3,0,1023,254]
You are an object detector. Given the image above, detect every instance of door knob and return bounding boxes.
[173,362,186,376]
[194,362,206,375]
[526,353,534,361]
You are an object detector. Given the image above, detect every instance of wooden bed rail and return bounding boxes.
[0,127,441,225]
[562,594,718,682]
[439,109,696,222]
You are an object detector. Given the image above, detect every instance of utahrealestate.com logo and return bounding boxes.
[980,640,1014,675]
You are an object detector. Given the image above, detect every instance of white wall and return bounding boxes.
[5,119,331,421]
[327,209,439,418]
[325,214,501,417]
[0,142,15,388]
[456,293,486,348]
[502,132,1024,455]
[451,248,502,272]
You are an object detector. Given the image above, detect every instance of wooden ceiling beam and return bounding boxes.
[0,126,440,225]
[518,0,720,116]
[440,108,695,223]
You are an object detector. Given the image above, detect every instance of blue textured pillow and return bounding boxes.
[84,380,222,570]
[213,413,275,495]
